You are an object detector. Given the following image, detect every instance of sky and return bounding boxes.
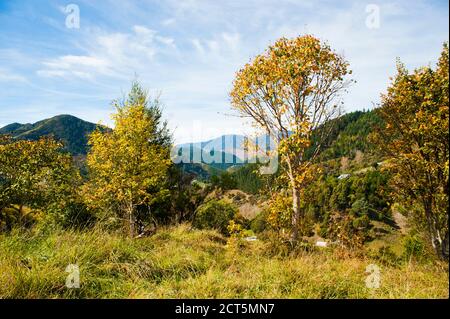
[0,0,448,144]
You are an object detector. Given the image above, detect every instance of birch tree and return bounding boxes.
[84,82,171,237]
[230,35,352,241]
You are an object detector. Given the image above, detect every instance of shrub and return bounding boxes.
[57,201,96,229]
[352,215,370,230]
[193,199,237,235]
[371,245,401,267]
[250,210,270,233]
[403,233,428,262]
[267,193,292,232]
[268,193,314,239]
[322,211,367,249]
[231,164,263,194]
[0,207,41,232]
[211,172,237,190]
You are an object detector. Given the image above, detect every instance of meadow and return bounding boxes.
[1,224,447,299]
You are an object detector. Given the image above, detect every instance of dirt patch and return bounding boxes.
[238,202,261,219]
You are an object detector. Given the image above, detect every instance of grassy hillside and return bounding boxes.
[0,115,108,155]
[0,224,447,299]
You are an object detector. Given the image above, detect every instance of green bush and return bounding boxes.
[403,234,427,262]
[211,172,237,190]
[58,201,96,229]
[320,211,367,248]
[352,215,370,230]
[372,245,401,266]
[193,199,237,234]
[231,164,263,194]
[250,210,270,233]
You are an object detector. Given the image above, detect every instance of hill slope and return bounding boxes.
[0,115,108,155]
[0,109,382,162]
[177,109,382,169]
[312,109,383,161]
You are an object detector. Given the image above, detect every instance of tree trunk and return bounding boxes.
[128,203,136,238]
[442,231,449,260]
[286,156,301,244]
[423,198,445,260]
[291,186,301,243]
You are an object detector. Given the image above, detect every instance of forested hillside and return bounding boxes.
[311,110,384,161]
[0,115,108,155]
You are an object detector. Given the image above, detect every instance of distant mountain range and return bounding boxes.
[174,109,382,169]
[0,110,381,173]
[178,135,247,163]
[176,134,275,170]
[0,114,108,155]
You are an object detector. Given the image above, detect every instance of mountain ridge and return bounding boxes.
[0,114,109,155]
[0,109,381,163]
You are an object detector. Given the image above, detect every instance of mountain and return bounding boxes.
[307,109,383,161]
[175,133,278,172]
[176,138,246,172]
[175,109,382,172]
[0,109,382,169]
[0,115,108,155]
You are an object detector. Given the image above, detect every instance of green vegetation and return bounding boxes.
[0,136,82,230]
[193,199,237,235]
[82,82,172,238]
[309,110,384,161]
[0,224,447,299]
[0,114,108,155]
[372,44,449,259]
[0,39,448,299]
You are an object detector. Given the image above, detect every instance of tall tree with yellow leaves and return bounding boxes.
[84,82,171,237]
[230,35,352,242]
[374,44,449,259]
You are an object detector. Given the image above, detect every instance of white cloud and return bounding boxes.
[191,39,206,55]
[222,32,240,52]
[161,18,176,26]
[43,55,107,69]
[156,36,175,47]
[36,55,108,80]
[190,32,242,63]
[36,26,176,80]
[36,69,68,78]
[0,68,27,82]
[133,25,157,38]
[0,73,26,83]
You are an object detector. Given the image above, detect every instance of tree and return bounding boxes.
[83,82,171,237]
[230,35,352,241]
[193,199,237,235]
[0,136,77,222]
[126,83,172,148]
[373,43,449,259]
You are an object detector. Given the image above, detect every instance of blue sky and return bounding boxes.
[0,0,448,143]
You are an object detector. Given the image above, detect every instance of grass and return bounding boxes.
[0,224,448,299]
